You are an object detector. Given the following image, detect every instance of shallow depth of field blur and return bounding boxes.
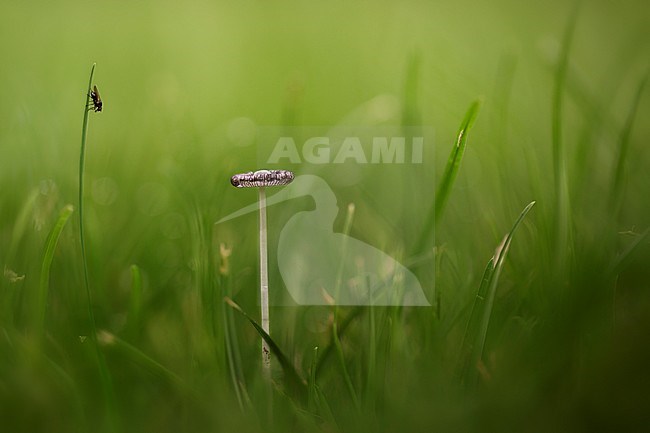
[1,0,649,431]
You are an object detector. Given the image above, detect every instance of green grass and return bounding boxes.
[78,63,120,432]
[458,201,536,388]
[1,1,650,432]
[36,203,74,336]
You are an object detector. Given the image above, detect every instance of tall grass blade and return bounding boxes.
[308,346,319,412]
[435,100,481,223]
[458,257,495,378]
[459,201,535,387]
[331,203,360,410]
[35,204,74,336]
[78,62,119,432]
[551,8,578,272]
[224,297,307,401]
[222,272,247,411]
[364,284,377,412]
[552,9,578,189]
[611,72,648,215]
[126,264,142,340]
[79,62,98,333]
[413,100,481,254]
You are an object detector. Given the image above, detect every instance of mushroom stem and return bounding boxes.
[258,187,271,373]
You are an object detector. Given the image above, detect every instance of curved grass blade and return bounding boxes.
[224,297,307,401]
[413,100,481,254]
[97,330,191,396]
[459,201,536,387]
[35,204,74,336]
[457,257,494,383]
[610,228,649,277]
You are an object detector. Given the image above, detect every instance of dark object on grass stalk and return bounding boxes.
[87,85,103,112]
[79,63,119,429]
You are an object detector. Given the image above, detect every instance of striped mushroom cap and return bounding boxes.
[230,169,295,188]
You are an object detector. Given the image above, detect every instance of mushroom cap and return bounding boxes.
[230,169,294,188]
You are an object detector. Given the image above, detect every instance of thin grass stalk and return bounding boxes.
[126,264,142,340]
[258,187,271,373]
[79,62,97,336]
[331,203,360,410]
[365,274,377,413]
[79,62,119,432]
[551,8,578,273]
[217,243,247,410]
[307,346,319,412]
[611,72,648,216]
[224,295,246,411]
[411,100,480,255]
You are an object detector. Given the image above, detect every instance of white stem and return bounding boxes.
[258,187,271,372]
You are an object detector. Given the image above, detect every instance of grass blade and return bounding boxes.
[79,62,98,335]
[413,100,481,254]
[551,8,578,271]
[97,330,189,393]
[435,100,481,223]
[459,201,536,387]
[308,346,319,412]
[457,257,495,382]
[224,297,307,401]
[78,62,119,432]
[126,264,143,340]
[331,203,360,410]
[611,72,649,215]
[35,204,74,336]
[610,228,649,277]
[552,8,578,189]
[222,273,247,412]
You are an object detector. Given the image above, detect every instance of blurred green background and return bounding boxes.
[1,0,649,431]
